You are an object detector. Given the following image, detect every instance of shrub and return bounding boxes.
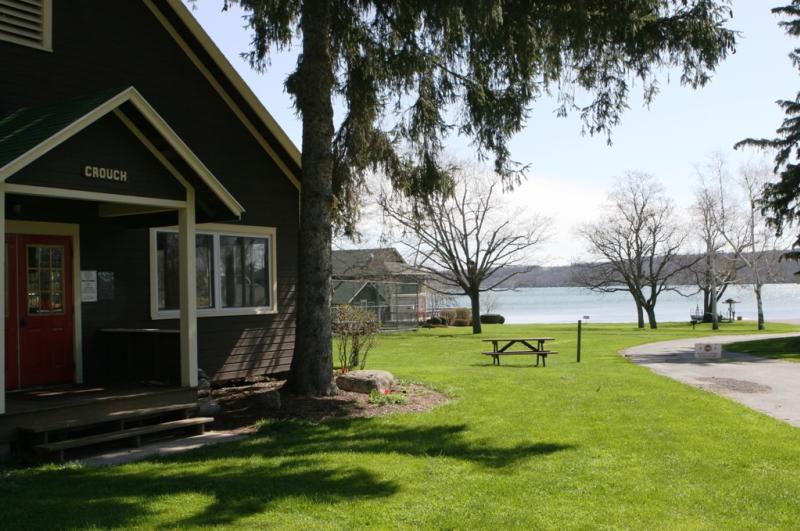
[454,307,472,320]
[480,314,506,324]
[439,308,471,324]
[439,309,457,325]
[452,318,471,327]
[332,305,380,371]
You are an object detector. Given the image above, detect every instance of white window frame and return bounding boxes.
[149,223,277,320]
[0,0,53,52]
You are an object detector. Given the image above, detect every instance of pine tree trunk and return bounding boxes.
[288,2,338,396]
[470,290,482,334]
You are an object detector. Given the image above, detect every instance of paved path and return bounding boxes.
[622,333,800,428]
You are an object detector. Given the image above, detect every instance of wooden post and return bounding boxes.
[178,189,198,388]
[577,319,582,363]
[0,184,5,414]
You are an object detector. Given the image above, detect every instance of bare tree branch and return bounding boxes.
[380,163,549,333]
[573,171,696,329]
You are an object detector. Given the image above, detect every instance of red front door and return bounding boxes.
[4,234,74,389]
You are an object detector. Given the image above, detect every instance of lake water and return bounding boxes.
[458,284,800,324]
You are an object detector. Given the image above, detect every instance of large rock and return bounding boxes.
[258,389,282,410]
[336,370,395,394]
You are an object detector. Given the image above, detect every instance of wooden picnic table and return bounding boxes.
[481,337,557,367]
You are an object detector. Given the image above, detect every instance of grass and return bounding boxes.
[2,321,800,529]
[726,336,800,362]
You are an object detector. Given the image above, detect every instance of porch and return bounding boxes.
[0,87,246,423]
[0,383,198,451]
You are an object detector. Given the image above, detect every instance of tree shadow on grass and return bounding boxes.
[3,456,396,528]
[254,417,573,469]
[2,419,573,527]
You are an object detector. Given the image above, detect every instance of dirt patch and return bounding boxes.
[696,377,772,394]
[210,379,449,432]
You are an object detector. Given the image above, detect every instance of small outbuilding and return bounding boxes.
[332,248,427,329]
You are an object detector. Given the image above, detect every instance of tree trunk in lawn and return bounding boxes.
[755,284,765,330]
[288,2,338,396]
[635,299,645,329]
[470,289,482,334]
[708,245,719,330]
[645,305,658,329]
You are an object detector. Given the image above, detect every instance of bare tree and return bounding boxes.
[574,172,698,329]
[689,156,747,329]
[380,166,549,334]
[717,161,787,330]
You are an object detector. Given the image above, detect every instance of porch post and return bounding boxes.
[178,188,198,387]
[0,184,5,414]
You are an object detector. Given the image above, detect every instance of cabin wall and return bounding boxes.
[0,1,298,382]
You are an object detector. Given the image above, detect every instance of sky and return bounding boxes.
[185,1,798,265]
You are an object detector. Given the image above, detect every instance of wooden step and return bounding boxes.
[18,402,198,436]
[34,417,214,462]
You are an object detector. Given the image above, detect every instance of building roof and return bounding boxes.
[332,248,426,280]
[332,280,365,305]
[0,89,123,168]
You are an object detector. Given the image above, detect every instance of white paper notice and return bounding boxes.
[81,270,98,302]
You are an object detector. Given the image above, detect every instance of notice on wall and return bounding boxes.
[80,270,98,302]
[98,271,115,301]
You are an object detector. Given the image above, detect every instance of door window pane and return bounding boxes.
[26,244,65,314]
[220,236,268,308]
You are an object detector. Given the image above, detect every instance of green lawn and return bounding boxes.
[726,335,800,362]
[3,321,800,529]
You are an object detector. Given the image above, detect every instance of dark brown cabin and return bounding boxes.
[0,0,300,447]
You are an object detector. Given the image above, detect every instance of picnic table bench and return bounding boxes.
[481,337,557,367]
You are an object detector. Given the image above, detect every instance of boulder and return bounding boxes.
[197,396,221,417]
[258,389,282,410]
[336,370,395,394]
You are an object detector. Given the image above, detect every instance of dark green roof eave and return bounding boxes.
[0,88,127,168]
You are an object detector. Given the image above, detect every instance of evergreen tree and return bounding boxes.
[736,2,800,252]
[225,0,736,395]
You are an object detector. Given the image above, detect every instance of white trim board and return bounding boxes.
[5,183,188,209]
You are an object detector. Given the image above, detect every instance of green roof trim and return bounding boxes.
[0,88,126,168]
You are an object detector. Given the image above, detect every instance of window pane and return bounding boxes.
[156,232,179,311]
[196,234,214,309]
[156,232,215,311]
[26,245,65,314]
[52,247,63,267]
[220,236,268,308]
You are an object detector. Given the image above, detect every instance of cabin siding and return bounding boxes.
[1,1,299,383]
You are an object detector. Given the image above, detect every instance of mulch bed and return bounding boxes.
[210,379,449,432]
